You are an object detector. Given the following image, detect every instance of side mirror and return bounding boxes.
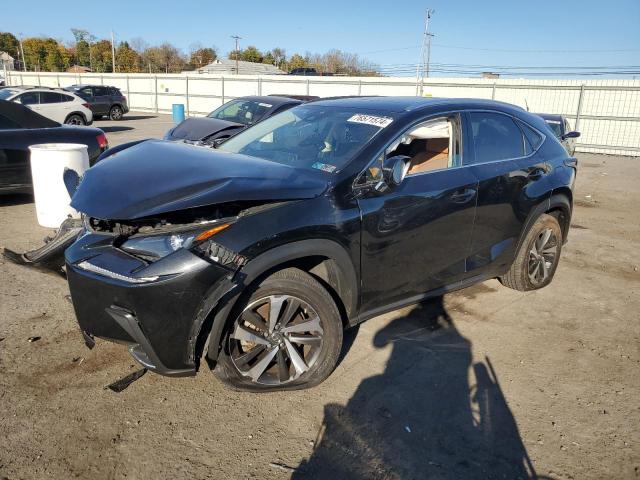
[562,131,580,140]
[374,155,411,192]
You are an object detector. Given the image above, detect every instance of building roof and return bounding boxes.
[195,59,286,75]
[67,65,92,73]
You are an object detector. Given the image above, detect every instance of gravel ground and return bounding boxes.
[0,114,638,479]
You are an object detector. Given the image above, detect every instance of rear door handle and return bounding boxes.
[450,188,476,204]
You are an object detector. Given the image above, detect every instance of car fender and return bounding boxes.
[514,192,572,257]
[196,238,358,367]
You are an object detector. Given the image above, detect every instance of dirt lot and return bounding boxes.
[0,115,638,479]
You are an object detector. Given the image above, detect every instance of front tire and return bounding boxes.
[500,213,563,291]
[215,268,343,391]
[65,114,86,125]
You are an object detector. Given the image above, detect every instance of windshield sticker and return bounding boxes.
[348,114,393,128]
[258,102,273,108]
[312,162,337,173]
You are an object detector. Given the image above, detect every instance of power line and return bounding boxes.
[359,43,640,55]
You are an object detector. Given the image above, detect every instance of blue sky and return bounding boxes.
[4,0,640,77]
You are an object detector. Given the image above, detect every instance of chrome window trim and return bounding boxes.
[353,108,549,189]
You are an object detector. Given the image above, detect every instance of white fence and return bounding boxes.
[6,71,640,156]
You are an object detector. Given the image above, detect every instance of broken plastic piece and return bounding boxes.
[105,368,147,392]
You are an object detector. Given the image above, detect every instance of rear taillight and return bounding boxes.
[82,103,91,109]
[96,133,108,150]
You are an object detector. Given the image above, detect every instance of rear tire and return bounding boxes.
[500,213,563,291]
[109,105,123,120]
[215,268,343,392]
[64,114,86,125]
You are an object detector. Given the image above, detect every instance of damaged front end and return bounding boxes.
[65,200,283,376]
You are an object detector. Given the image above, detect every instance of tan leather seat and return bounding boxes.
[407,138,450,175]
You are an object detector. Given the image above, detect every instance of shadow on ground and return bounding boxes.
[100,126,134,133]
[0,193,33,206]
[99,115,157,121]
[295,295,546,480]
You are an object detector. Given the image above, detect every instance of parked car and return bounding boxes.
[65,84,129,120]
[536,113,580,155]
[65,97,576,391]
[163,95,316,146]
[0,86,93,125]
[0,100,107,194]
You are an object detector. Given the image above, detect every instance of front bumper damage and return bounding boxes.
[3,217,83,275]
[65,233,240,376]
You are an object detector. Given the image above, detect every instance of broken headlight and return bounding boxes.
[121,232,197,260]
[121,223,231,261]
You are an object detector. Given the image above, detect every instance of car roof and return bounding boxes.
[535,113,564,122]
[234,95,302,107]
[307,96,528,115]
[68,84,119,89]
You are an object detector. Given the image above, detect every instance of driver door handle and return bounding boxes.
[450,188,476,204]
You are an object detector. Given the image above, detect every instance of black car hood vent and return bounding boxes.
[169,117,244,141]
[71,140,328,220]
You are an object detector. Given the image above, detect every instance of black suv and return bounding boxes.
[65,97,576,391]
[65,84,129,120]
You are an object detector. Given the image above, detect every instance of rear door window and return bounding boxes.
[40,92,63,104]
[468,112,525,164]
[94,86,109,96]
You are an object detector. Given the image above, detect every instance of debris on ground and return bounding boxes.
[269,462,302,474]
[105,368,147,393]
[71,356,84,365]
[27,336,41,343]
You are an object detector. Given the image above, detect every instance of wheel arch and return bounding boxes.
[515,190,572,256]
[193,239,359,369]
[65,111,87,124]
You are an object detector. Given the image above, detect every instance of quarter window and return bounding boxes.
[468,112,525,164]
[516,120,544,153]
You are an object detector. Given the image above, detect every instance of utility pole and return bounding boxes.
[18,33,26,71]
[111,30,116,73]
[417,9,434,96]
[231,35,241,74]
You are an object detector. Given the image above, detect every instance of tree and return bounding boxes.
[287,53,308,72]
[0,32,19,59]
[239,46,263,63]
[143,43,185,73]
[188,46,217,70]
[70,29,92,67]
[91,40,113,72]
[117,41,141,72]
[262,52,275,65]
[271,48,286,68]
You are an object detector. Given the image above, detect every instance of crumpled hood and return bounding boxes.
[167,117,244,141]
[71,140,328,220]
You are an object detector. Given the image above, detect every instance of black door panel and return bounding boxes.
[358,167,478,313]
[467,158,551,274]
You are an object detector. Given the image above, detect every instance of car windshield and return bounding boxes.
[0,89,20,100]
[208,99,276,126]
[544,120,563,138]
[218,105,392,173]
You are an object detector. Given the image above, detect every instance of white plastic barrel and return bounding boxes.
[29,143,90,228]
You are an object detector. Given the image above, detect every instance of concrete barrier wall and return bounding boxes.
[7,71,640,156]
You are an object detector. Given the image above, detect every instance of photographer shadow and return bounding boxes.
[295,295,540,479]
